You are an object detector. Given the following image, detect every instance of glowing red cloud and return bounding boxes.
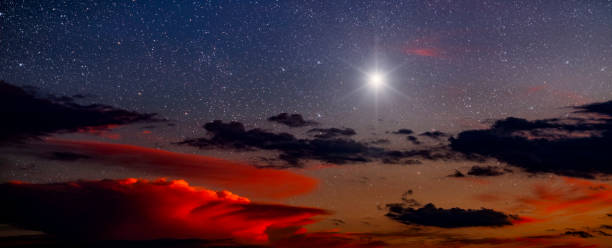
[518,177,612,215]
[404,48,444,58]
[76,124,122,140]
[510,216,542,225]
[0,178,328,243]
[41,138,318,199]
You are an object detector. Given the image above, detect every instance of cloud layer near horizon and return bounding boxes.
[33,138,318,199]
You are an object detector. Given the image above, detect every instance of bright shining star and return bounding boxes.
[368,72,385,89]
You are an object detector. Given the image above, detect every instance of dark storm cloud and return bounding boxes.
[267,113,318,128]
[392,129,414,135]
[307,127,356,139]
[385,203,515,228]
[178,120,463,166]
[419,131,449,139]
[449,100,612,178]
[0,81,160,143]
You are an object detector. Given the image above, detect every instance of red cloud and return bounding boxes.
[404,48,444,58]
[510,216,542,225]
[76,124,122,140]
[41,138,318,199]
[0,178,328,243]
[519,177,612,215]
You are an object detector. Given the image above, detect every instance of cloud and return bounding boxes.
[386,203,516,228]
[0,178,328,243]
[177,120,374,165]
[392,129,414,135]
[399,190,421,208]
[406,136,421,145]
[307,128,356,139]
[267,113,318,127]
[45,151,92,161]
[404,48,445,58]
[0,81,160,143]
[448,170,465,178]
[36,138,318,199]
[419,131,449,139]
[517,177,612,215]
[574,100,612,116]
[450,100,612,177]
[563,231,593,238]
[466,165,511,177]
[178,120,460,166]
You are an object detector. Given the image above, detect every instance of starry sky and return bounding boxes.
[1,1,612,247]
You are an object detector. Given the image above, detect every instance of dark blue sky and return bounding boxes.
[2,0,611,134]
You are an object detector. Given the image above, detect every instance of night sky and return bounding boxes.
[1,1,612,247]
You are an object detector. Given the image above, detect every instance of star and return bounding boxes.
[367,71,385,90]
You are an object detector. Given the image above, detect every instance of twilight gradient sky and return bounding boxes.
[1,1,612,247]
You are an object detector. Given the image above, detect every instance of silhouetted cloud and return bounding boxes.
[392,129,414,135]
[307,128,356,139]
[46,151,92,161]
[267,113,318,127]
[0,178,328,242]
[447,166,510,178]
[448,170,465,178]
[385,203,516,228]
[450,100,612,177]
[0,81,160,143]
[563,231,593,238]
[379,147,467,165]
[178,120,375,165]
[178,120,461,166]
[406,136,421,145]
[399,190,421,208]
[419,131,448,139]
[574,100,612,116]
[466,165,510,177]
